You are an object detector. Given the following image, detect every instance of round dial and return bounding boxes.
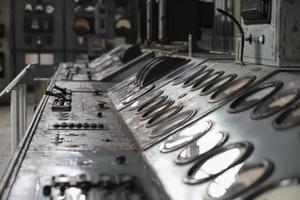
[24,3,33,12]
[45,4,55,14]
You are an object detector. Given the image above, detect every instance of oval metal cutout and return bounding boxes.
[172,65,207,86]
[165,62,198,81]
[146,104,183,127]
[273,102,300,130]
[206,160,273,200]
[129,90,164,111]
[150,110,197,138]
[182,69,214,88]
[209,76,256,103]
[190,71,224,92]
[175,132,228,164]
[200,74,237,96]
[251,89,300,120]
[229,82,283,113]
[141,100,174,120]
[122,84,155,105]
[160,120,213,153]
[184,142,253,185]
[136,96,167,114]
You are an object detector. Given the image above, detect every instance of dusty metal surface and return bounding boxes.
[0,73,165,199]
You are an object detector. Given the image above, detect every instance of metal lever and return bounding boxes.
[53,84,68,94]
[45,91,67,100]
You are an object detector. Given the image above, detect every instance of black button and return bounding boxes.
[83,123,90,128]
[97,112,103,117]
[98,123,104,129]
[68,123,75,128]
[61,122,67,128]
[75,123,82,128]
[53,123,60,128]
[91,123,97,128]
[115,155,126,165]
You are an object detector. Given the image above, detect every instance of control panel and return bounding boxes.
[2,44,300,200]
[13,0,64,83]
[242,0,300,66]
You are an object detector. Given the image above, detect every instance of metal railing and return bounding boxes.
[0,64,35,155]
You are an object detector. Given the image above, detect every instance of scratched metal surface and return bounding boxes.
[142,69,300,200]
[117,59,275,149]
[3,78,165,200]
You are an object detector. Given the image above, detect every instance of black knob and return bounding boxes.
[75,123,82,128]
[53,123,60,128]
[115,155,126,165]
[97,112,103,118]
[83,123,90,128]
[68,123,75,128]
[61,122,67,128]
[43,185,51,196]
[98,123,104,129]
[91,123,97,128]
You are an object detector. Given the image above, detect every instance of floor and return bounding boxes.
[0,93,35,179]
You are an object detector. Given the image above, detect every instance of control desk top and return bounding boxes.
[1,47,300,200]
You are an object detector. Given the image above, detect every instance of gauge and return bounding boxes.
[206,160,272,200]
[209,76,256,103]
[115,18,132,30]
[146,105,183,127]
[24,3,33,12]
[200,74,237,95]
[35,4,44,12]
[172,65,206,86]
[273,102,300,129]
[159,120,213,153]
[229,82,283,113]
[45,4,55,14]
[191,71,225,91]
[141,100,174,120]
[251,179,300,200]
[182,69,214,88]
[251,89,299,119]
[184,142,253,184]
[85,5,95,12]
[122,84,155,105]
[129,90,163,111]
[175,132,227,164]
